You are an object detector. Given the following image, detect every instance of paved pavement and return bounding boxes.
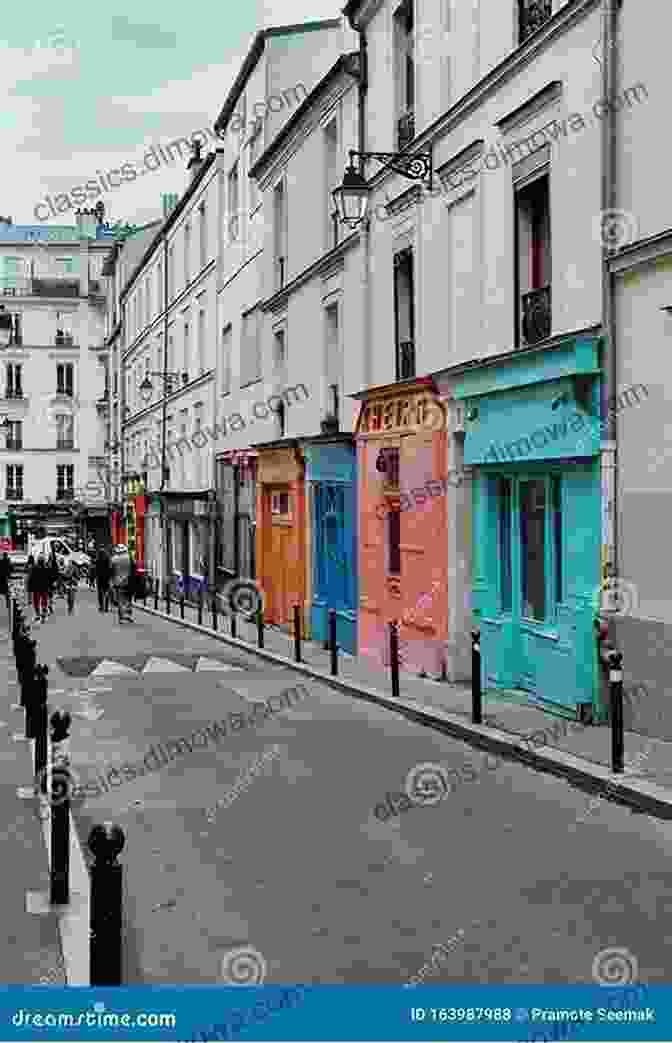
[3,585,672,986]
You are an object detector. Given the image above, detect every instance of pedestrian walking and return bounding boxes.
[110,545,133,623]
[64,558,77,614]
[46,552,60,615]
[0,551,12,615]
[28,555,50,623]
[95,547,112,612]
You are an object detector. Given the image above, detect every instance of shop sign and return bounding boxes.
[357,391,444,435]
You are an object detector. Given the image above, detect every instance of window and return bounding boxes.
[5,420,22,450]
[388,508,401,574]
[277,400,286,438]
[324,119,339,249]
[273,328,285,370]
[498,478,512,613]
[56,415,74,449]
[380,446,400,487]
[240,309,261,385]
[168,247,175,299]
[183,319,190,383]
[184,222,190,285]
[519,0,552,44]
[198,309,206,374]
[393,248,415,380]
[5,363,22,398]
[325,304,339,416]
[194,404,203,486]
[138,285,143,330]
[221,324,232,394]
[56,362,74,396]
[271,491,290,516]
[228,162,240,241]
[520,479,546,621]
[178,410,188,487]
[199,202,207,268]
[56,464,74,500]
[157,260,163,311]
[146,277,151,323]
[6,464,23,500]
[394,0,415,148]
[516,173,551,346]
[55,257,75,275]
[273,179,287,289]
[248,126,262,211]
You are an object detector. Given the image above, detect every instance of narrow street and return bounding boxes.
[22,590,672,986]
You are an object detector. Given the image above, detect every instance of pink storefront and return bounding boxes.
[355,379,449,678]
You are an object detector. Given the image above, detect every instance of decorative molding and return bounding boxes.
[262,231,359,314]
[495,80,563,135]
[384,184,423,219]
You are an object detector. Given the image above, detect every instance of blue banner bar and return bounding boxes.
[0,985,667,1041]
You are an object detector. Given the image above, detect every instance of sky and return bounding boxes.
[1,0,341,229]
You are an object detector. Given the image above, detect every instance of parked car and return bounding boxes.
[28,537,91,578]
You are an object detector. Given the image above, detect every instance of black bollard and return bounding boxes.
[329,609,338,676]
[33,665,49,795]
[607,649,624,773]
[50,711,72,906]
[165,582,171,616]
[180,594,185,619]
[153,579,159,610]
[211,595,218,631]
[389,620,400,699]
[257,606,264,649]
[471,629,482,725]
[294,605,302,663]
[88,824,125,986]
[22,641,38,736]
[197,589,203,626]
[230,610,237,640]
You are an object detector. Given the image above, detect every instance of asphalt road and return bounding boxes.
[23,588,672,986]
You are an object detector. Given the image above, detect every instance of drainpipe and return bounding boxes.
[349,20,373,390]
[600,0,619,618]
[159,234,169,592]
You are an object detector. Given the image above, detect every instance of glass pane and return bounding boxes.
[552,476,562,603]
[520,479,546,621]
[498,478,512,613]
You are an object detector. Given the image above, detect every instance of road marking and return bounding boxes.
[142,656,191,673]
[195,657,242,672]
[90,659,137,676]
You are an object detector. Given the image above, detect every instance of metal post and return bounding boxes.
[294,605,302,663]
[389,620,400,699]
[471,629,482,725]
[154,578,159,610]
[50,711,71,905]
[88,824,125,986]
[211,595,217,631]
[257,606,264,649]
[33,665,49,795]
[329,609,338,676]
[165,581,171,615]
[180,594,185,619]
[609,649,624,773]
[198,588,203,626]
[230,610,237,640]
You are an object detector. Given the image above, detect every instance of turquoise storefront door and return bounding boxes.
[479,462,600,715]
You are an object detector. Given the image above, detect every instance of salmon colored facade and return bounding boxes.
[255,442,307,632]
[356,380,449,677]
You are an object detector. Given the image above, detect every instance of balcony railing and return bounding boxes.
[3,389,23,400]
[397,339,416,381]
[5,439,22,450]
[55,387,74,397]
[56,489,75,501]
[397,109,415,150]
[521,285,552,346]
[55,332,75,346]
[56,439,75,450]
[6,488,23,501]
[519,0,552,43]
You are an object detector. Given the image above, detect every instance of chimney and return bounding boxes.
[0,215,12,226]
[187,138,205,181]
[162,193,179,219]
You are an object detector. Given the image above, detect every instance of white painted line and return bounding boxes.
[40,800,90,986]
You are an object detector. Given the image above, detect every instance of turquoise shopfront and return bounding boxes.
[456,331,605,720]
[303,434,357,655]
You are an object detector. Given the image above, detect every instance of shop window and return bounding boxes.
[393,247,415,380]
[388,508,401,575]
[520,479,546,621]
[271,491,291,517]
[516,173,551,346]
[498,477,512,613]
[552,475,562,604]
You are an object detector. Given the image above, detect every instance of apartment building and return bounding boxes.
[338,0,644,715]
[209,18,355,604]
[250,51,361,649]
[0,210,111,547]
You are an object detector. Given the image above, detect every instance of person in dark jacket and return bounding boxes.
[28,555,50,622]
[95,547,112,612]
[46,552,60,615]
[0,552,12,613]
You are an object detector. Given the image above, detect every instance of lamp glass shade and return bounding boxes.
[139,376,153,401]
[332,163,369,227]
[0,312,13,348]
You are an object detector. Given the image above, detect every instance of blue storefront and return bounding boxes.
[455,331,605,720]
[303,435,357,655]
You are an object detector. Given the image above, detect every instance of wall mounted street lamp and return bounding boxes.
[332,148,433,230]
[0,307,14,349]
[139,371,182,403]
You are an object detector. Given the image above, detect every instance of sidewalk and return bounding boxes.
[0,597,66,985]
[136,592,672,821]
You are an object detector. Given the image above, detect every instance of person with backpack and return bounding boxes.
[110,545,133,622]
[95,547,112,611]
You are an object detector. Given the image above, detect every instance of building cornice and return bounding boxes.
[261,231,359,315]
[608,228,672,274]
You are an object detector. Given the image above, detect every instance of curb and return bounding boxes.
[135,602,672,822]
